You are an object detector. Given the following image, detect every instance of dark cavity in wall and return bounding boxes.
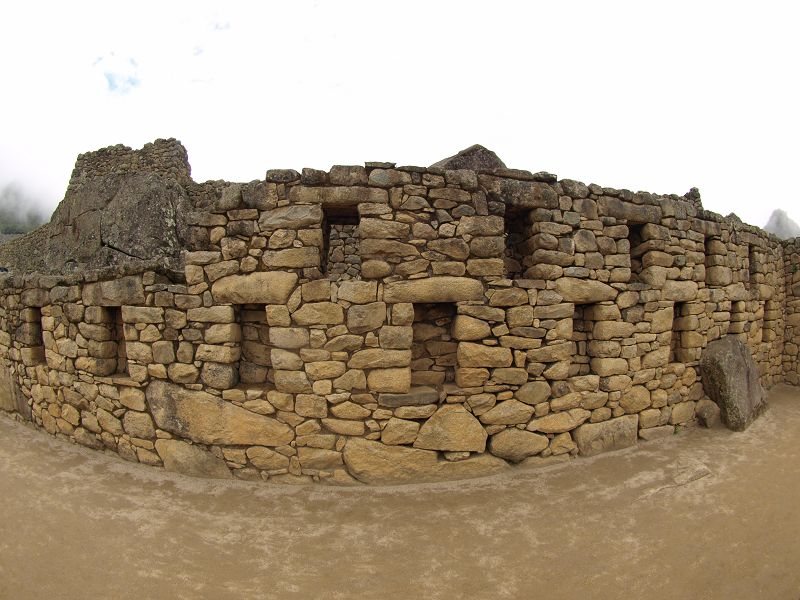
[411,303,457,389]
[504,207,531,279]
[670,302,687,363]
[238,304,269,385]
[628,223,646,280]
[18,307,45,365]
[322,206,360,280]
[108,307,127,374]
[571,304,592,377]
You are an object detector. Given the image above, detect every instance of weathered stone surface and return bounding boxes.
[451,315,492,341]
[413,405,487,452]
[288,185,388,205]
[527,409,591,433]
[489,429,549,462]
[457,343,513,368]
[700,336,766,431]
[347,302,386,334]
[82,276,145,306]
[555,278,617,304]
[383,277,484,303]
[515,381,551,405]
[479,400,534,425]
[378,386,438,407]
[211,272,297,305]
[258,204,322,232]
[343,438,508,485]
[663,280,699,302]
[573,415,638,456]
[348,349,411,369]
[430,144,506,171]
[367,368,411,393]
[153,439,231,479]
[147,380,293,446]
[293,302,344,326]
[381,418,420,445]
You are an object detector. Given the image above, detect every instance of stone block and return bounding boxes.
[211,272,298,305]
[573,414,638,456]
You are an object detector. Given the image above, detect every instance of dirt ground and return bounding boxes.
[1,387,799,600]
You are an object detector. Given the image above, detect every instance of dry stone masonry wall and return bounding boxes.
[0,140,797,485]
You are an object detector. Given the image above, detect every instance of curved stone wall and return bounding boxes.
[0,140,797,485]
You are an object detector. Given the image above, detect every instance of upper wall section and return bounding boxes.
[0,139,193,277]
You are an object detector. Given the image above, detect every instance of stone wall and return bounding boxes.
[0,140,796,485]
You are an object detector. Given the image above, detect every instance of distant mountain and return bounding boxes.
[764,209,800,240]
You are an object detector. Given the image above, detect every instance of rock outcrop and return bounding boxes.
[700,337,767,431]
[764,209,800,240]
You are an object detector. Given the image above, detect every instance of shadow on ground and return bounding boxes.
[1,386,799,600]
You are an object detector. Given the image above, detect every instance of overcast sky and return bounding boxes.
[1,1,798,229]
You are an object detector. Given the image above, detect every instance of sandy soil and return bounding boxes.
[1,386,799,600]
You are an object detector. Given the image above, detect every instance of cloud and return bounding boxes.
[0,182,51,234]
[94,53,140,94]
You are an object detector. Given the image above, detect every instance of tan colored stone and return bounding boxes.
[123,411,155,439]
[147,380,294,447]
[527,342,574,363]
[381,418,420,445]
[295,394,328,418]
[211,271,298,305]
[515,381,551,405]
[263,247,320,268]
[195,344,240,363]
[367,367,411,393]
[121,306,164,324]
[305,361,347,381]
[413,405,487,452]
[288,185,388,206]
[555,277,618,304]
[322,418,366,436]
[619,386,651,413]
[527,408,591,433]
[488,288,529,307]
[297,447,343,470]
[590,358,629,377]
[670,401,695,424]
[274,370,313,393]
[167,363,199,384]
[347,302,386,333]
[155,439,232,479]
[489,429,549,462]
[479,399,535,425]
[82,276,145,306]
[457,343,513,368]
[332,369,367,391]
[187,306,235,323]
[337,281,378,304]
[359,218,409,239]
[246,446,290,471]
[451,315,491,341]
[348,349,411,369]
[343,438,508,484]
[293,302,344,326]
[663,280,699,302]
[383,277,484,303]
[573,414,638,456]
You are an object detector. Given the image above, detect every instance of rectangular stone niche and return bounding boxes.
[747,244,758,288]
[627,222,646,279]
[237,305,270,385]
[411,303,457,389]
[19,307,45,365]
[322,205,360,280]
[108,307,128,374]
[571,305,592,376]
[504,207,531,279]
[670,302,687,363]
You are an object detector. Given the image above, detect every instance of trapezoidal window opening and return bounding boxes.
[238,304,269,386]
[322,205,360,280]
[19,307,45,365]
[670,302,687,363]
[504,206,531,279]
[627,222,646,280]
[747,244,758,289]
[411,303,457,391]
[105,307,128,375]
[571,304,592,377]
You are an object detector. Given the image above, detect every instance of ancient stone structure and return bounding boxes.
[1,139,798,485]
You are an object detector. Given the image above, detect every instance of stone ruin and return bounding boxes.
[0,138,798,485]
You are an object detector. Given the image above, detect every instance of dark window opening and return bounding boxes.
[411,303,457,390]
[19,307,45,364]
[323,206,360,280]
[109,308,128,374]
[504,207,531,279]
[670,302,686,363]
[628,223,646,278]
[729,300,749,335]
[571,305,592,376]
[238,305,269,385]
[747,244,758,288]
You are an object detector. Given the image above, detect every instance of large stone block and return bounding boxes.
[258,204,322,232]
[383,277,484,303]
[146,380,294,446]
[700,336,767,431]
[663,280,698,302]
[155,439,232,479]
[413,405,487,452]
[343,438,508,485]
[573,415,638,456]
[457,343,513,368]
[555,278,618,304]
[293,302,344,326]
[212,272,298,305]
[489,429,548,462]
[288,185,388,206]
[82,276,145,306]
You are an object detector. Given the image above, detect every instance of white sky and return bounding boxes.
[1,0,798,229]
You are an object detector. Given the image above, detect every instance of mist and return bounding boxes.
[0,183,51,234]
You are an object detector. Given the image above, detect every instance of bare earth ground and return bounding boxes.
[1,387,799,600]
